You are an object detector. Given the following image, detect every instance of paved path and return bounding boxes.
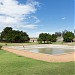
[2,47,75,62]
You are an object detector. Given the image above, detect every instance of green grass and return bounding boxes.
[0,42,38,46]
[0,50,75,75]
[0,42,75,46]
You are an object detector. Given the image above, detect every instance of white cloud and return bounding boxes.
[0,0,40,30]
[32,16,40,23]
[29,31,55,37]
[61,17,66,20]
[15,24,38,29]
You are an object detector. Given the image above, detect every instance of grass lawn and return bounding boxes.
[0,50,75,75]
[0,42,38,46]
[0,42,75,46]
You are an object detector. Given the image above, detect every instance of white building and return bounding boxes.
[30,37,38,42]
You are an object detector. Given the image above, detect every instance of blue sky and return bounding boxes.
[0,0,74,37]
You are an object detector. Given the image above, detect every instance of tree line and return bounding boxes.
[0,27,30,43]
[38,30,74,44]
[0,27,74,43]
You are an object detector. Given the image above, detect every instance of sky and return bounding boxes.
[0,0,74,37]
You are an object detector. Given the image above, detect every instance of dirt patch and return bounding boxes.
[2,46,75,62]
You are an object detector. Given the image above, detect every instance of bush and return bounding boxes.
[0,45,2,49]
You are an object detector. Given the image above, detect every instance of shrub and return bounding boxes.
[0,45,2,50]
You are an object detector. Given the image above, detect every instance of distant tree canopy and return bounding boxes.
[38,33,57,44]
[51,34,57,42]
[38,30,74,43]
[62,30,68,37]
[0,36,1,41]
[55,32,62,37]
[63,31,74,42]
[1,27,30,43]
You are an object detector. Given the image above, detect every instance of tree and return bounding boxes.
[38,33,55,44]
[1,27,12,41]
[0,33,1,41]
[63,31,74,42]
[62,30,68,37]
[55,32,61,37]
[1,27,30,43]
[46,34,52,43]
[51,34,57,42]
[38,33,47,43]
[37,38,42,44]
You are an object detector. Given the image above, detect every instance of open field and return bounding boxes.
[0,50,75,75]
[0,42,75,46]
